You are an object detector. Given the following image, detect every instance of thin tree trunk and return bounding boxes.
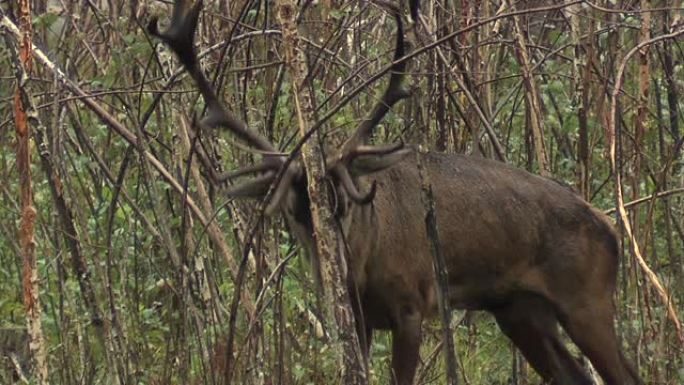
[567,2,592,199]
[275,1,367,384]
[661,14,680,145]
[416,147,459,385]
[631,0,651,244]
[506,0,550,177]
[6,1,49,383]
[660,13,683,280]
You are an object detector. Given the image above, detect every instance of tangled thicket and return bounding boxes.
[1,1,683,384]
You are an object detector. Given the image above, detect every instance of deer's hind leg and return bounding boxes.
[491,294,593,385]
[549,229,643,385]
[557,293,642,385]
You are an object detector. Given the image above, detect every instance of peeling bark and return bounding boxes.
[6,1,49,383]
[275,1,367,384]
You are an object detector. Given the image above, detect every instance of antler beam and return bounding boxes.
[329,7,412,204]
[149,0,288,199]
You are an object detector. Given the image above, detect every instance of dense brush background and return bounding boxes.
[1,0,683,384]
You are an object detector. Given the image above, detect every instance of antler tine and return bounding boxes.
[339,9,411,159]
[333,165,377,204]
[148,0,278,155]
[351,142,405,157]
[216,162,275,182]
[325,7,411,204]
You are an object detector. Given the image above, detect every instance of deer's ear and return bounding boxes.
[349,147,413,176]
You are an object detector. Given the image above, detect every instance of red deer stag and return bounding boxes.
[149,1,643,384]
